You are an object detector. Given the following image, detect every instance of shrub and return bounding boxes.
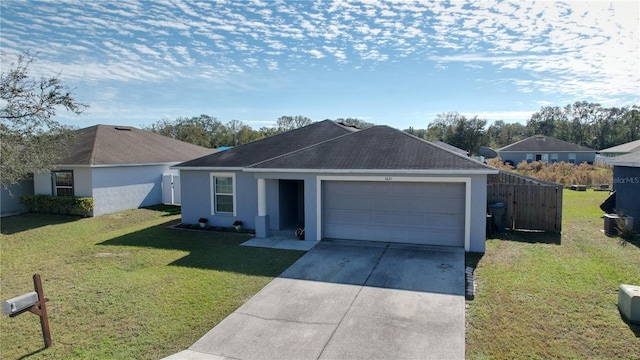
[487,157,513,170]
[19,195,94,217]
[511,161,612,187]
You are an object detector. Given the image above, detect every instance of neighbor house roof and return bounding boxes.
[249,125,495,172]
[177,120,358,168]
[431,141,469,155]
[497,135,596,152]
[599,139,640,154]
[608,151,640,167]
[56,125,216,166]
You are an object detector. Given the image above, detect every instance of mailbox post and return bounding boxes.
[2,274,51,348]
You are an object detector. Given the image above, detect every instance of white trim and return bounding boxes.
[210,172,237,216]
[316,175,472,251]
[247,168,497,175]
[55,162,180,168]
[174,166,244,171]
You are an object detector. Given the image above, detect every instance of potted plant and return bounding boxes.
[295,228,305,240]
[198,217,208,228]
[233,220,243,232]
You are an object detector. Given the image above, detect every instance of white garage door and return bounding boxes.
[323,181,465,246]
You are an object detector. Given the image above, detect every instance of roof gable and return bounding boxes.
[177,120,357,168]
[249,125,494,171]
[498,135,596,152]
[57,125,215,165]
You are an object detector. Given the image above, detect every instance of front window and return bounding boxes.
[211,173,235,215]
[541,154,549,163]
[568,153,576,164]
[526,154,533,163]
[551,154,559,163]
[53,171,74,196]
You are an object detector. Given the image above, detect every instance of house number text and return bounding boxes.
[384,177,393,181]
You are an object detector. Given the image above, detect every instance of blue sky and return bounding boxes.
[1,0,638,130]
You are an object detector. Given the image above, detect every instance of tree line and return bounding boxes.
[149,102,639,155]
[142,115,375,148]
[412,102,639,155]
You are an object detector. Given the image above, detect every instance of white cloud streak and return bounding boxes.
[0,0,637,105]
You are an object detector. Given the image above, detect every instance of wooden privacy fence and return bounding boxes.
[487,171,563,233]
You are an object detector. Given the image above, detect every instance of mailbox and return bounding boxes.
[2,291,39,315]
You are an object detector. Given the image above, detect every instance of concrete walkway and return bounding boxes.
[163,240,465,360]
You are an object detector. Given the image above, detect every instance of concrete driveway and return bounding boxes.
[165,240,465,360]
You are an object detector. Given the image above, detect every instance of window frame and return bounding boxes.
[568,153,576,164]
[210,172,236,216]
[551,153,559,163]
[526,154,533,163]
[52,170,74,196]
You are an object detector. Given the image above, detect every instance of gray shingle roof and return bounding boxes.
[608,151,640,167]
[57,125,216,165]
[249,125,494,171]
[498,135,596,152]
[599,139,640,154]
[177,120,357,168]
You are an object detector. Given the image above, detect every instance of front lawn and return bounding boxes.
[0,207,304,359]
[466,190,640,359]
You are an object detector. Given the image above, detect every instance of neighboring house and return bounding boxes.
[598,139,640,158]
[498,135,597,166]
[1,178,34,217]
[432,141,469,156]
[33,125,215,216]
[175,120,498,252]
[610,151,640,232]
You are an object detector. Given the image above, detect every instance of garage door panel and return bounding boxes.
[323,181,465,246]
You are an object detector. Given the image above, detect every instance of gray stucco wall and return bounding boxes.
[91,165,171,216]
[1,179,34,217]
[35,165,173,216]
[180,169,489,252]
[612,165,640,232]
[498,151,596,166]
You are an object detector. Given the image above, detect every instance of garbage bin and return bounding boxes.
[488,202,506,233]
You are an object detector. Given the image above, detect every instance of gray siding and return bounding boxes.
[612,165,640,232]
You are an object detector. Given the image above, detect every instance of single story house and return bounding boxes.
[498,135,597,166]
[175,121,498,252]
[609,151,640,232]
[34,125,215,216]
[599,139,640,157]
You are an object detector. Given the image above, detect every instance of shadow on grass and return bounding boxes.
[141,204,182,216]
[98,221,304,277]
[619,313,640,338]
[0,213,82,235]
[489,230,562,245]
[17,347,47,359]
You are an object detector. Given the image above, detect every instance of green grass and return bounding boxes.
[466,190,640,359]
[0,206,304,359]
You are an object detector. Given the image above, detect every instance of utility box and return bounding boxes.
[618,284,640,324]
[604,214,634,236]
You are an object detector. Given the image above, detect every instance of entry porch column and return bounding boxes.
[254,177,269,238]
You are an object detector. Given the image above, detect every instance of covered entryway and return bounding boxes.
[279,180,304,230]
[322,181,465,246]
